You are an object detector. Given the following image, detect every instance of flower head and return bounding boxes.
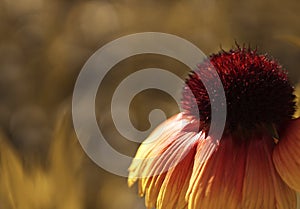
[128,46,300,209]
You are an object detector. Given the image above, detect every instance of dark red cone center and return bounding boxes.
[182,47,296,132]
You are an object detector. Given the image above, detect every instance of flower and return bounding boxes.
[128,46,300,209]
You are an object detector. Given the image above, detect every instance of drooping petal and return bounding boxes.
[297,193,300,209]
[141,131,200,209]
[187,134,296,209]
[156,140,197,209]
[273,118,300,192]
[128,114,185,188]
[128,113,212,209]
[242,135,296,209]
[128,113,196,187]
[186,135,245,209]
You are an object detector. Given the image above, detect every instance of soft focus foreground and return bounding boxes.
[0,0,300,208]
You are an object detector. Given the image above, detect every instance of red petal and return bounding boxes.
[187,134,296,209]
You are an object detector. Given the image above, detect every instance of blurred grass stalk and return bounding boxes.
[0,110,84,209]
[0,108,143,209]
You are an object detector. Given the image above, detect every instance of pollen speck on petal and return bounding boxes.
[273,117,300,192]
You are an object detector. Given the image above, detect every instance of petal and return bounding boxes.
[297,193,300,209]
[242,135,296,209]
[128,114,184,188]
[186,135,245,209]
[273,118,300,192]
[156,141,196,209]
[128,113,206,209]
[187,134,296,209]
[142,132,199,209]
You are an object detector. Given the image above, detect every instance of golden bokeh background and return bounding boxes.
[0,0,300,208]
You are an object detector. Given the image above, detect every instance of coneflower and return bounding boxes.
[128,46,300,209]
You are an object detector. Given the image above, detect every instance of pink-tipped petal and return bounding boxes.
[273,118,300,192]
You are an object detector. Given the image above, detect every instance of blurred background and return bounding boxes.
[0,0,300,208]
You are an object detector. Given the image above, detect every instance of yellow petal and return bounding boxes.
[156,137,198,209]
[128,113,189,186]
[187,134,296,209]
[128,113,202,208]
[273,118,300,192]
